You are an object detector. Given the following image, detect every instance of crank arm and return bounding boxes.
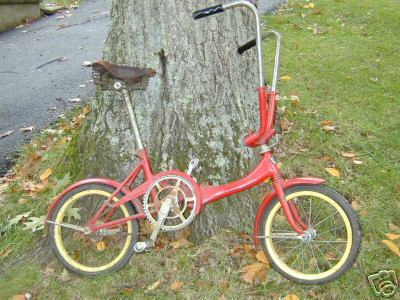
[46,220,90,234]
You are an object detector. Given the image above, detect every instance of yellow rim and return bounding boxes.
[54,189,132,273]
[264,191,353,281]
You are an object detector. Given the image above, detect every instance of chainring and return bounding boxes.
[143,175,199,232]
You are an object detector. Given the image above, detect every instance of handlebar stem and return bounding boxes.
[223,1,264,87]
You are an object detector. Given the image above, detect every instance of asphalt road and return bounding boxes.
[0,0,112,175]
[0,0,284,176]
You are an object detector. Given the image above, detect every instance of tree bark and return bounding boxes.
[76,0,264,241]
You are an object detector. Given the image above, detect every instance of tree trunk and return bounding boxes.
[76,0,264,241]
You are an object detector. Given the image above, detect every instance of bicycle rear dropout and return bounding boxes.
[46,1,361,284]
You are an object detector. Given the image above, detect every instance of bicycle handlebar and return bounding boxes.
[193,4,224,20]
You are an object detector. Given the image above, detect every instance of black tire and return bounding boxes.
[259,184,361,285]
[48,184,139,276]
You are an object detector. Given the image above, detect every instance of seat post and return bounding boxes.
[122,89,144,150]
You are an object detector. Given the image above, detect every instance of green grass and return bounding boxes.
[1,0,399,299]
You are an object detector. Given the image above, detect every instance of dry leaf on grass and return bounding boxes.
[325,168,341,177]
[381,240,400,257]
[255,250,269,265]
[60,269,72,282]
[40,168,53,181]
[281,75,291,81]
[0,247,12,257]
[322,125,336,132]
[10,295,25,300]
[285,294,300,300]
[96,241,106,251]
[385,233,400,241]
[304,3,315,8]
[241,262,268,285]
[351,201,360,210]
[171,238,192,249]
[147,280,161,291]
[322,120,332,126]
[170,281,183,291]
[218,281,230,291]
[341,152,356,158]
[18,198,28,204]
[353,160,364,165]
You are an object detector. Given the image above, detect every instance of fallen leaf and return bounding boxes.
[6,211,31,230]
[285,294,300,300]
[291,95,299,107]
[325,252,338,260]
[96,241,106,251]
[385,233,400,241]
[0,130,15,139]
[18,198,28,204]
[40,168,53,181]
[351,201,360,210]
[353,160,364,165]
[241,262,268,285]
[381,240,400,257]
[322,125,336,132]
[281,75,291,81]
[341,152,356,158]
[325,168,341,177]
[0,247,12,257]
[171,238,192,249]
[23,215,45,232]
[280,118,292,132]
[60,269,72,282]
[359,210,368,216]
[218,281,230,291]
[170,281,183,291]
[322,120,332,126]
[10,295,25,300]
[255,250,269,265]
[304,3,315,8]
[147,280,161,291]
[313,26,326,35]
[20,126,34,133]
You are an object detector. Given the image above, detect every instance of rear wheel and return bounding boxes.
[48,184,139,276]
[259,185,361,284]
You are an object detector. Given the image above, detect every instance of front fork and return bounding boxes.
[272,176,308,235]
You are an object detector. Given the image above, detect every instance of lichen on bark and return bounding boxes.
[76,0,265,241]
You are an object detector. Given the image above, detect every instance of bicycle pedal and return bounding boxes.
[134,240,155,253]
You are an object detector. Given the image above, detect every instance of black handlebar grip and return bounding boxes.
[238,39,256,55]
[193,5,224,20]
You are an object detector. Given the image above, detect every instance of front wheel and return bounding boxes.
[48,184,139,276]
[259,185,361,285]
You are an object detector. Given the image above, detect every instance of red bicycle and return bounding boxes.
[46,1,361,284]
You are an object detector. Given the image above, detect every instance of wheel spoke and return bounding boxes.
[309,243,321,273]
[313,211,339,228]
[312,241,333,268]
[308,197,313,228]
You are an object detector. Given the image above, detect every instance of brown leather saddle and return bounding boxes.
[92,60,156,90]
